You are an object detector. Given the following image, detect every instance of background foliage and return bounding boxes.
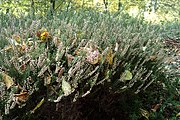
[0,0,179,20]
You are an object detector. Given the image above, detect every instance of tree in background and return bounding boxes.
[0,0,179,20]
[118,0,122,11]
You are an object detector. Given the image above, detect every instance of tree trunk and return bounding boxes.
[50,0,55,14]
[51,0,56,11]
[66,0,71,11]
[151,0,159,12]
[103,0,108,11]
[31,0,35,15]
[118,0,122,11]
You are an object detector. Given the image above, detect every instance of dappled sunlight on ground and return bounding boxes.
[128,7,179,24]
[128,6,139,17]
[144,12,178,23]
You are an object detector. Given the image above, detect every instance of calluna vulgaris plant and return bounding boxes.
[0,10,178,119]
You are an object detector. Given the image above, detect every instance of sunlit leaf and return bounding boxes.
[0,72,14,89]
[142,46,147,51]
[140,108,149,120]
[115,42,119,52]
[40,31,52,43]
[176,112,180,117]
[62,78,71,96]
[120,70,133,81]
[36,28,47,38]
[31,98,45,114]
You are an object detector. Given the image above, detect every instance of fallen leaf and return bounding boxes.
[58,67,65,78]
[106,48,114,65]
[44,73,51,86]
[176,112,180,117]
[176,105,180,109]
[0,72,14,89]
[66,54,74,66]
[12,34,21,43]
[140,108,149,120]
[149,55,157,61]
[120,70,133,81]
[20,42,27,51]
[36,31,41,38]
[86,49,101,64]
[62,78,71,96]
[75,47,84,55]
[151,104,161,112]
[21,64,26,71]
[31,98,45,114]
[40,31,52,43]
[14,91,29,103]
